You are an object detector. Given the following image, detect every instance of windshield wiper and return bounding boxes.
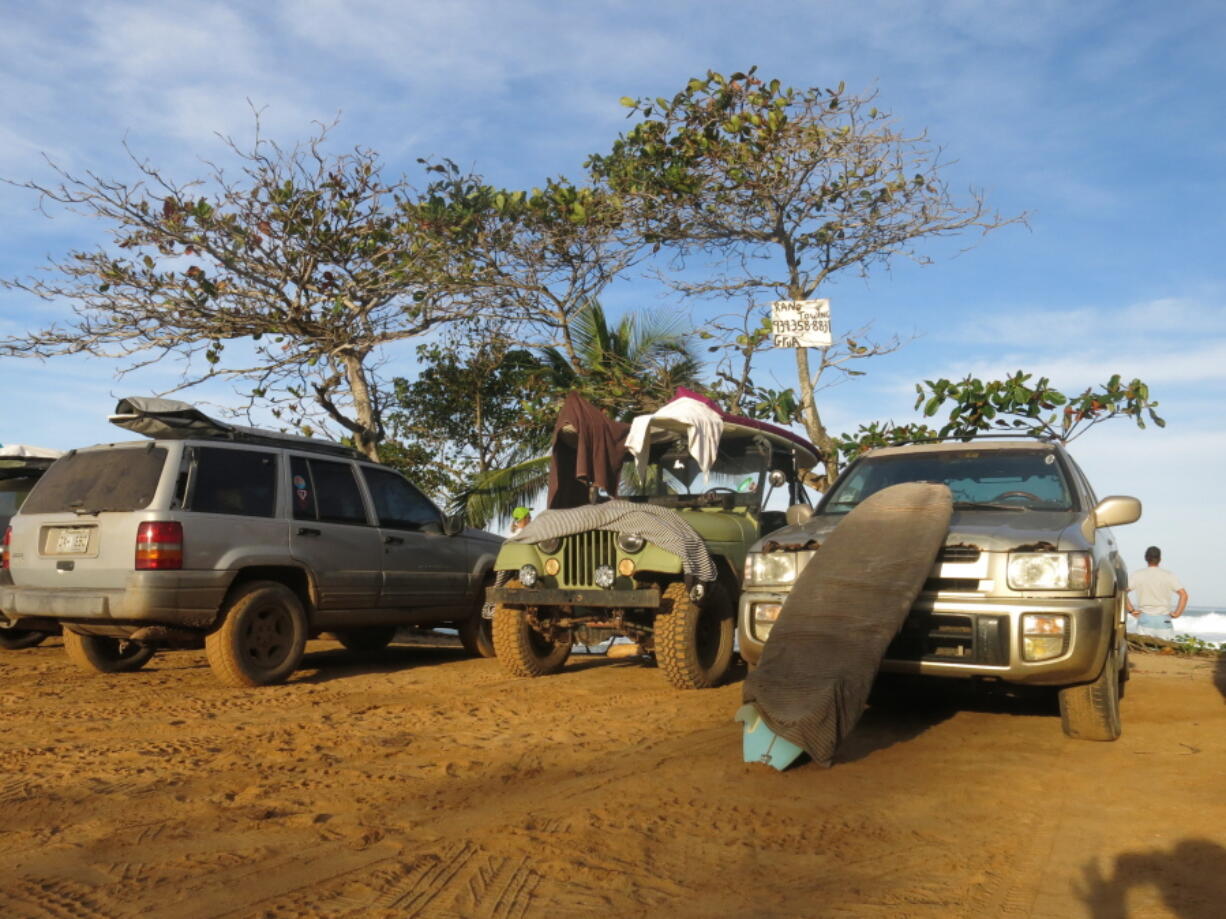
[953,501,1026,512]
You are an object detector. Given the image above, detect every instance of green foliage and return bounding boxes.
[832,371,1164,462]
[912,371,1163,442]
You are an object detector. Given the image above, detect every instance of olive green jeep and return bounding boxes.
[486,394,818,689]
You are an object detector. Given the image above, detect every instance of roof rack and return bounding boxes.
[883,431,1063,448]
[109,397,365,460]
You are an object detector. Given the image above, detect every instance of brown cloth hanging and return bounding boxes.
[547,393,631,509]
[742,482,952,767]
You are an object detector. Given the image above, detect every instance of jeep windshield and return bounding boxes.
[822,448,1074,514]
[621,434,771,508]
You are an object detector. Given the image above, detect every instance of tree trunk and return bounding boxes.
[794,347,837,485]
[342,353,381,462]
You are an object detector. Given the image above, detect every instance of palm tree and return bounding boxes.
[451,299,704,526]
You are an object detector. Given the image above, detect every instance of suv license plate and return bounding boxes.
[54,529,91,554]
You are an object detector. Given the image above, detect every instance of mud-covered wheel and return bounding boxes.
[63,630,155,674]
[459,592,496,659]
[0,629,49,650]
[655,580,735,690]
[334,627,396,653]
[1059,651,1122,741]
[206,581,307,687]
[491,581,571,677]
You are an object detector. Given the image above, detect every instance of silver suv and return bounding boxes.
[738,439,1141,740]
[0,399,501,686]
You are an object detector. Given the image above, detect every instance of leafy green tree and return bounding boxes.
[387,333,554,498]
[834,371,1164,465]
[447,300,705,526]
[590,67,1021,476]
[0,120,484,460]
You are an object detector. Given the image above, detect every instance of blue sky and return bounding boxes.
[2,1,1224,603]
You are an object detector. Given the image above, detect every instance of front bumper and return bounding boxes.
[0,570,232,631]
[487,586,661,609]
[738,591,1117,686]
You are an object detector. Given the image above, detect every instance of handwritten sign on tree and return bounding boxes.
[771,299,832,349]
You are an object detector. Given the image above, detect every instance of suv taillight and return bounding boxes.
[2,526,10,569]
[136,521,183,570]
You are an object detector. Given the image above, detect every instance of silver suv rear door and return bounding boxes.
[288,454,381,611]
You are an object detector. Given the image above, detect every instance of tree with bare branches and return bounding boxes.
[1,121,484,460]
[590,68,1024,480]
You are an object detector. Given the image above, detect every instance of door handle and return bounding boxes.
[297,527,322,537]
[383,535,405,545]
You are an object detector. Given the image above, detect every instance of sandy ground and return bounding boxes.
[2,637,1225,919]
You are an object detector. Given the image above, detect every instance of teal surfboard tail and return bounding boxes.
[734,704,806,771]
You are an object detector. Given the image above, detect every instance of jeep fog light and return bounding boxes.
[1022,613,1069,661]
[753,602,783,641]
[745,552,799,586]
[594,565,616,588]
[1007,552,1091,590]
[543,557,560,576]
[518,564,539,588]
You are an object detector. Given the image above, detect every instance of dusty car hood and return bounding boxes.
[757,509,1090,553]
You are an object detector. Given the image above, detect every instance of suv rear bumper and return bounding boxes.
[0,571,232,631]
[738,591,1118,686]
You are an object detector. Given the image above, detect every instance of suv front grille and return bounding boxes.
[560,531,617,588]
[887,613,1010,665]
[940,545,981,563]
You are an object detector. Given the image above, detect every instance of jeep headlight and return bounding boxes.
[1007,551,1091,590]
[537,537,561,555]
[744,552,799,586]
[617,532,645,553]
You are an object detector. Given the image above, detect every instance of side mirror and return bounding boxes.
[767,469,787,488]
[442,514,466,537]
[785,504,814,527]
[1093,495,1141,529]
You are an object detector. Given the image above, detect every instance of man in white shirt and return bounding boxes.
[1126,546,1189,639]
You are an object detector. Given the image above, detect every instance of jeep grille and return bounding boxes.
[560,531,617,589]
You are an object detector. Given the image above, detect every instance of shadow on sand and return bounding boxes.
[1075,838,1226,919]
[834,674,1056,765]
[294,639,637,684]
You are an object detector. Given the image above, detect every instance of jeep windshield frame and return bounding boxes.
[819,448,1078,516]
[618,432,797,510]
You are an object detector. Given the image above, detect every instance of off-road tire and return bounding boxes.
[206,581,307,688]
[1058,652,1122,741]
[491,581,571,677]
[63,630,155,674]
[334,627,396,653]
[655,580,735,690]
[459,601,496,659]
[0,629,49,650]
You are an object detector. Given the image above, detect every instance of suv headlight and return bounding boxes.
[744,552,800,586]
[1007,551,1091,590]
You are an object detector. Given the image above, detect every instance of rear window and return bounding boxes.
[0,477,39,518]
[21,447,168,514]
